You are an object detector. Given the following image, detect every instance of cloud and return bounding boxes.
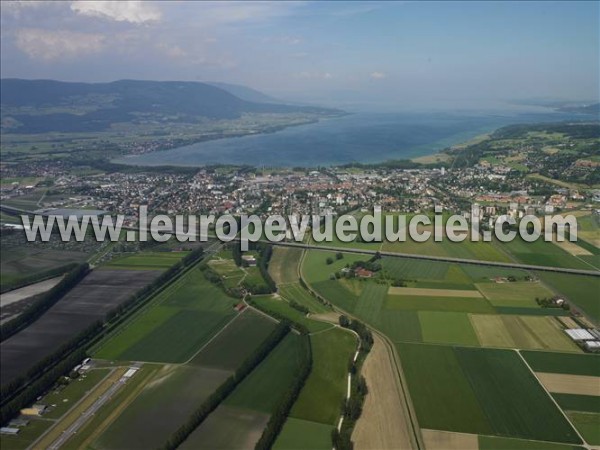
[296,71,333,80]
[15,28,105,60]
[370,71,386,79]
[70,1,161,24]
[156,43,187,59]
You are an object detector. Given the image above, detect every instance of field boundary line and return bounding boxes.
[181,308,244,365]
[516,350,589,448]
[298,243,423,450]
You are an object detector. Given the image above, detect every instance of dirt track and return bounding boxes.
[352,334,416,450]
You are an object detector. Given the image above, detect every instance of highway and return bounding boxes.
[267,240,600,277]
[2,204,598,277]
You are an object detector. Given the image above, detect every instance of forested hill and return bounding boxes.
[0,79,341,134]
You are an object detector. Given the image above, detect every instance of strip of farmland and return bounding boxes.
[0,269,161,384]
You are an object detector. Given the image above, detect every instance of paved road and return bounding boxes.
[47,373,131,450]
[267,240,600,277]
[4,204,597,277]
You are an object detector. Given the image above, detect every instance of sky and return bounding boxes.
[1,1,598,110]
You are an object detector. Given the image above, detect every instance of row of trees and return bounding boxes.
[255,334,312,450]
[0,263,90,342]
[334,316,374,449]
[0,262,78,294]
[1,248,205,425]
[161,323,291,450]
[0,346,89,424]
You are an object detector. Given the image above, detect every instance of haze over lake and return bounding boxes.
[116,110,584,167]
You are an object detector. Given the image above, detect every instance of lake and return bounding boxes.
[115,110,583,167]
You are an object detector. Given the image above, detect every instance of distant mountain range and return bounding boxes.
[0,79,341,134]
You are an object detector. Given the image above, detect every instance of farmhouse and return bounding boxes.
[355,267,374,278]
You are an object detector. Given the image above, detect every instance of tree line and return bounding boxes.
[1,247,205,426]
[0,262,78,294]
[161,323,291,450]
[333,316,374,450]
[255,334,312,450]
[0,263,90,342]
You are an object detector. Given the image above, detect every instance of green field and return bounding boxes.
[476,281,555,308]
[353,283,388,324]
[179,406,269,450]
[105,251,185,270]
[95,365,231,449]
[42,369,111,419]
[250,295,332,333]
[94,266,238,362]
[553,394,600,414]
[301,249,365,283]
[0,417,54,450]
[179,334,308,448]
[398,343,581,443]
[535,272,600,323]
[225,333,306,413]
[289,328,356,426]
[521,351,600,376]
[190,309,277,370]
[397,343,492,434]
[478,435,585,450]
[279,283,330,314]
[501,237,591,270]
[419,311,480,346]
[274,417,333,450]
[456,347,580,443]
[386,294,496,314]
[567,412,600,445]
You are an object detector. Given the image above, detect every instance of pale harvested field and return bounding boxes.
[352,334,416,450]
[310,311,341,324]
[0,276,63,307]
[558,316,580,329]
[470,314,515,348]
[553,240,592,256]
[469,315,580,352]
[388,287,482,298]
[536,373,600,396]
[422,429,478,450]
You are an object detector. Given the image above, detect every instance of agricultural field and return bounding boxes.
[534,272,600,323]
[521,351,600,377]
[1,269,161,383]
[94,266,239,363]
[500,236,593,270]
[398,343,581,444]
[475,281,555,308]
[250,295,332,333]
[104,251,186,270]
[278,282,330,314]
[181,334,306,449]
[275,327,357,449]
[470,315,579,352]
[91,310,279,449]
[92,365,231,449]
[190,309,277,370]
[268,247,303,284]
[0,231,93,290]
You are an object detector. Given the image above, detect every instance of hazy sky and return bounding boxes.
[1,1,598,109]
